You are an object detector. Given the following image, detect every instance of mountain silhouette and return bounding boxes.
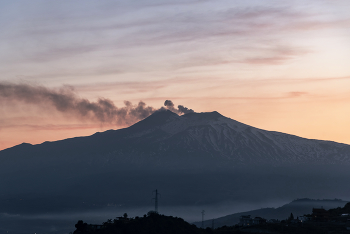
[193,198,349,228]
[1,110,350,234]
[3,110,349,169]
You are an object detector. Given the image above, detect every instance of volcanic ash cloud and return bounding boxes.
[0,83,156,126]
[0,83,195,126]
[163,100,194,114]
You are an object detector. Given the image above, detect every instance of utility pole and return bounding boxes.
[201,210,205,228]
[152,189,160,213]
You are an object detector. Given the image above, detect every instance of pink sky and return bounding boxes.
[1,0,350,150]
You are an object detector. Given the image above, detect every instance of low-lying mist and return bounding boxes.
[0,200,289,234]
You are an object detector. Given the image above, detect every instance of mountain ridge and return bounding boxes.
[1,110,350,166]
[193,198,350,228]
[1,110,350,233]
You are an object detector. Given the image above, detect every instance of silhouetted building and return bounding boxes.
[298,215,311,222]
[312,208,329,222]
[252,217,266,225]
[239,215,266,226]
[239,215,252,226]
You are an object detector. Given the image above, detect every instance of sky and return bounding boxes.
[1,0,350,150]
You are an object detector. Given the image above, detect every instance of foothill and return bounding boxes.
[73,202,350,234]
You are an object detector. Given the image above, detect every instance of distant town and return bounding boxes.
[73,201,350,234]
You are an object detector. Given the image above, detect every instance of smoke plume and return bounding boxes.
[0,83,157,126]
[164,100,194,114]
[0,83,195,126]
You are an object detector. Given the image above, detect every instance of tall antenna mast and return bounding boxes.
[152,189,160,213]
[201,210,205,228]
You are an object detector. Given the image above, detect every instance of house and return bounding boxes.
[298,215,311,222]
[239,215,252,226]
[239,215,266,226]
[312,208,329,222]
[252,217,266,225]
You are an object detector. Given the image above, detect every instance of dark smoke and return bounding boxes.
[164,100,176,112]
[164,100,194,114]
[0,83,157,126]
[178,105,194,114]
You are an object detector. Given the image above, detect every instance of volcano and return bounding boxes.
[1,110,350,234]
[2,110,349,170]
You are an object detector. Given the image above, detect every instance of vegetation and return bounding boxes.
[73,212,210,234]
[329,202,350,217]
[74,203,350,234]
[215,223,350,234]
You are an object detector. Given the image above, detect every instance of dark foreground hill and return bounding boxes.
[73,213,207,234]
[1,110,350,233]
[75,202,350,234]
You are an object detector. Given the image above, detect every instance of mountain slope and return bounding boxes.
[193,199,349,228]
[2,110,349,169]
[1,110,350,234]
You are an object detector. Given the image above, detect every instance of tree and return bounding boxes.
[74,220,87,233]
[288,213,294,221]
[123,213,128,219]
